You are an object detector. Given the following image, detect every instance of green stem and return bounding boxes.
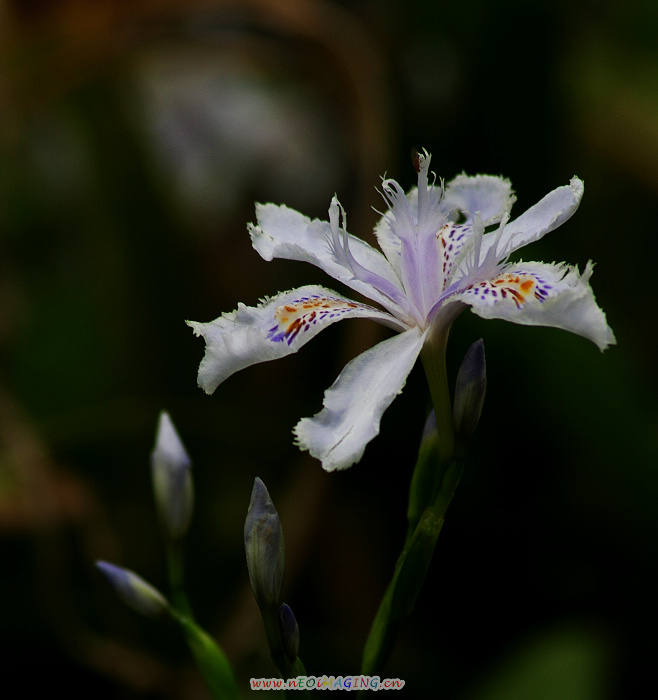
[165,544,240,698]
[172,611,240,700]
[259,605,311,697]
[420,329,455,467]
[282,658,312,700]
[165,539,193,617]
[361,324,461,681]
[360,458,464,680]
[261,606,291,679]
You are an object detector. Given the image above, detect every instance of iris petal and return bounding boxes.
[443,174,516,225]
[187,285,406,394]
[493,177,584,259]
[249,203,408,319]
[294,327,426,471]
[455,260,615,351]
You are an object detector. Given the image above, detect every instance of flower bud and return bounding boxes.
[244,478,285,612]
[151,411,194,540]
[278,603,299,663]
[421,409,438,443]
[453,339,486,440]
[96,561,170,618]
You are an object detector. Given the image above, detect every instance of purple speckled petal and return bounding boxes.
[187,285,406,394]
[435,221,473,292]
[455,260,615,351]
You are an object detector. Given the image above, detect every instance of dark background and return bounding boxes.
[1,1,655,697]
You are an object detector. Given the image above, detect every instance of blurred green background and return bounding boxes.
[0,0,655,697]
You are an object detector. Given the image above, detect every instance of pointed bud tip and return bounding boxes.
[244,478,285,611]
[96,560,170,618]
[151,411,194,540]
[152,411,191,471]
[278,603,299,663]
[462,338,485,376]
[421,410,437,442]
[453,339,487,440]
[249,476,269,506]
[245,477,278,540]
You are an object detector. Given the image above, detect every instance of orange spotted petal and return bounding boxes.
[187,285,406,394]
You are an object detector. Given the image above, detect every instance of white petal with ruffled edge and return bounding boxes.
[187,285,406,393]
[455,260,615,351]
[443,174,516,225]
[249,203,409,319]
[491,177,584,260]
[294,326,426,471]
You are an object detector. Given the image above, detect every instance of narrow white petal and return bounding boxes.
[294,327,426,471]
[187,285,405,393]
[456,261,615,351]
[249,203,407,317]
[443,174,516,225]
[373,206,403,279]
[495,177,584,259]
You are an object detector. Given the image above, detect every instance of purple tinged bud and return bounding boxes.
[421,409,437,443]
[96,561,170,618]
[244,478,285,611]
[278,603,299,662]
[453,339,487,439]
[151,411,194,540]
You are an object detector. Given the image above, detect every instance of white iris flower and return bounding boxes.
[189,152,614,471]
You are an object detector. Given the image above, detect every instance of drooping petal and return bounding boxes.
[443,174,516,225]
[455,260,615,351]
[187,285,406,393]
[249,203,409,319]
[294,326,426,471]
[493,177,584,259]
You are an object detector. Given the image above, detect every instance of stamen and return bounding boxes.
[411,147,422,174]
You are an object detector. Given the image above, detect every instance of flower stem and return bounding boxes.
[360,456,464,680]
[172,611,240,700]
[165,540,239,697]
[361,326,462,680]
[165,539,193,618]
[420,329,455,467]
